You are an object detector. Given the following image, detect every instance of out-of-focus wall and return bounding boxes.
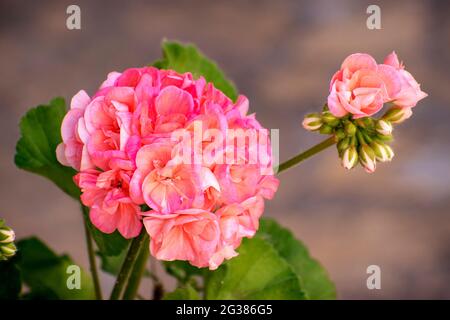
[1,0,449,299]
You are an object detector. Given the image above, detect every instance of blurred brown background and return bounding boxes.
[1,0,449,299]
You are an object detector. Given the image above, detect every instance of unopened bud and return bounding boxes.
[335,129,346,140]
[376,119,393,136]
[344,122,357,136]
[384,144,395,161]
[359,144,376,173]
[0,219,17,261]
[302,113,322,131]
[1,242,17,259]
[370,141,394,162]
[382,107,413,124]
[0,228,15,243]
[337,137,351,154]
[319,124,334,135]
[321,111,340,127]
[342,146,358,170]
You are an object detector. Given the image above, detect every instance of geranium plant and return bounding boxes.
[0,41,426,300]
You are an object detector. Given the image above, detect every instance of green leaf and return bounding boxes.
[164,260,206,284]
[257,219,336,299]
[17,237,95,300]
[0,258,21,299]
[81,205,130,258]
[98,247,127,275]
[205,236,306,300]
[15,98,80,199]
[163,284,200,300]
[154,40,238,101]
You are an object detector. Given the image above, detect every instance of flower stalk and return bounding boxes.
[83,215,103,300]
[277,136,337,174]
[110,230,149,300]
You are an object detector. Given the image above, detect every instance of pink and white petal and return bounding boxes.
[341,53,378,72]
[89,207,119,234]
[71,90,91,110]
[117,204,142,239]
[155,86,194,116]
[377,64,402,100]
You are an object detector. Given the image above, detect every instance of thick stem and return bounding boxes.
[277,136,336,174]
[122,238,149,300]
[82,208,102,300]
[110,230,148,300]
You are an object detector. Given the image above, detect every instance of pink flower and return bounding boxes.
[143,209,220,268]
[209,196,264,269]
[328,52,427,119]
[56,90,93,171]
[328,53,401,119]
[75,169,142,239]
[57,66,279,269]
[383,51,428,109]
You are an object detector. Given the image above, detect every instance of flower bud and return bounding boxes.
[335,128,346,140]
[382,107,413,124]
[375,119,393,136]
[0,242,17,260]
[384,144,395,161]
[319,124,334,135]
[337,137,351,153]
[359,144,376,173]
[342,146,358,170]
[344,121,357,136]
[370,141,394,162]
[0,219,17,261]
[302,113,322,131]
[0,228,15,243]
[321,111,340,127]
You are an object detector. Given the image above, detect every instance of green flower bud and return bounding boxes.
[342,146,358,170]
[0,219,17,261]
[382,107,413,124]
[0,228,15,243]
[384,144,395,161]
[376,119,393,136]
[359,144,376,173]
[319,124,334,135]
[370,141,394,162]
[302,113,322,131]
[344,121,357,136]
[335,128,346,140]
[1,242,17,260]
[337,137,351,154]
[321,111,340,127]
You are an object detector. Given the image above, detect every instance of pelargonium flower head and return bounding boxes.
[303,51,427,173]
[57,66,279,269]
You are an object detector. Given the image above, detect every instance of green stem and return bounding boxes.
[122,237,149,300]
[110,230,148,300]
[82,208,102,300]
[277,136,336,174]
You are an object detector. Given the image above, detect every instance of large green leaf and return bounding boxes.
[257,219,336,299]
[17,237,95,300]
[164,284,200,300]
[15,98,80,199]
[164,260,206,284]
[205,236,306,300]
[0,258,21,299]
[154,40,238,101]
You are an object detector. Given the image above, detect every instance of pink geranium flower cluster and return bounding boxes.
[328,52,427,119]
[56,67,279,269]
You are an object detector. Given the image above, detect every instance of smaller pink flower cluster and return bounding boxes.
[57,67,279,269]
[328,52,427,119]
